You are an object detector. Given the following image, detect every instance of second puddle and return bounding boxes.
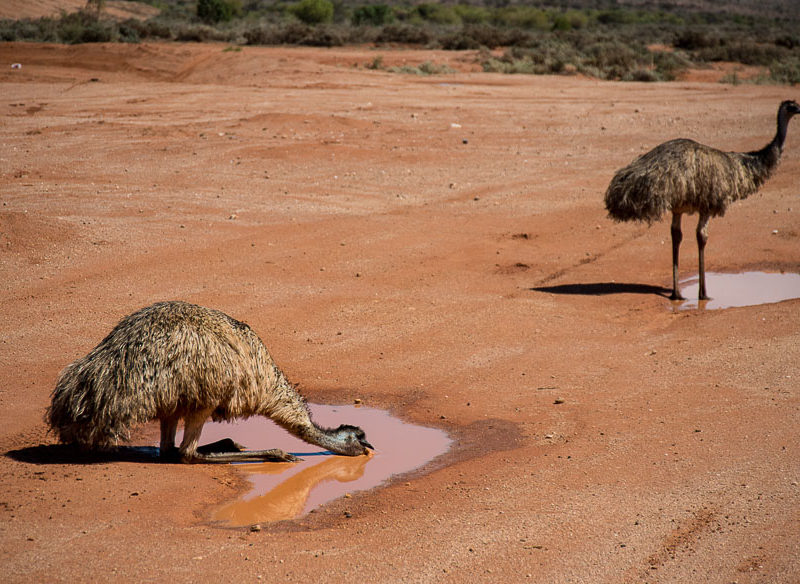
[178,404,451,526]
[676,271,800,310]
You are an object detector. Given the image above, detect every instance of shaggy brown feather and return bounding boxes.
[605,135,780,223]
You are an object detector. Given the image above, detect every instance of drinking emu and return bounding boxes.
[604,100,799,300]
[47,301,373,463]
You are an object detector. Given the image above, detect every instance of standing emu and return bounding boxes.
[604,100,800,300]
[47,301,373,463]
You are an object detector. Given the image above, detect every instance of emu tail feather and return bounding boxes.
[604,165,670,224]
[47,353,148,450]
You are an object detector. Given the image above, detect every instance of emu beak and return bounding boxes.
[360,439,374,452]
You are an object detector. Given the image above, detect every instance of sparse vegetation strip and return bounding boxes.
[1,1,798,83]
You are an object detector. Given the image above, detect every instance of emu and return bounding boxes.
[47,301,373,463]
[604,100,800,300]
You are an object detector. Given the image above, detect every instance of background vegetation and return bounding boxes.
[2,1,799,83]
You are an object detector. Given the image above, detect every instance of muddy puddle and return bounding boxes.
[178,404,451,526]
[676,271,800,310]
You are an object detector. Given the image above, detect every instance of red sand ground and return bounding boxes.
[1,41,798,583]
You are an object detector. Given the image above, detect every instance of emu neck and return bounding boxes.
[772,107,791,152]
[300,422,349,454]
[749,109,790,173]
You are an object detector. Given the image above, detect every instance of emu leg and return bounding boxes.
[159,415,179,459]
[670,212,684,300]
[696,214,710,300]
[178,410,300,464]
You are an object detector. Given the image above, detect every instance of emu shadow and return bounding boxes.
[7,443,164,465]
[6,439,300,466]
[531,282,672,297]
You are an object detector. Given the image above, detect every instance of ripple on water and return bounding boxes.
[176,404,451,526]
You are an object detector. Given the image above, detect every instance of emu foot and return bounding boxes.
[669,291,685,301]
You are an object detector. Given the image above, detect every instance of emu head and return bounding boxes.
[781,100,800,120]
[330,424,373,456]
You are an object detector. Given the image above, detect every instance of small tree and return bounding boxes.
[290,0,334,25]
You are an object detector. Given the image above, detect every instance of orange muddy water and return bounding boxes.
[677,272,800,310]
[176,405,452,525]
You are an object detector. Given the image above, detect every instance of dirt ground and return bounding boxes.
[1,41,798,583]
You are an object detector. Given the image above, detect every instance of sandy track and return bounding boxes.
[1,42,798,582]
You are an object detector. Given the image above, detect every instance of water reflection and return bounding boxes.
[214,453,371,524]
[177,404,451,526]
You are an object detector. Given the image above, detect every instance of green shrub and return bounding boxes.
[300,24,344,46]
[289,0,334,25]
[352,5,394,26]
[493,6,548,30]
[440,24,531,50]
[132,17,174,40]
[674,28,722,50]
[376,23,432,45]
[197,0,241,25]
[117,19,142,42]
[651,50,691,80]
[175,24,223,42]
[584,41,638,75]
[770,57,800,85]
[696,41,785,66]
[597,9,645,25]
[414,4,460,26]
[774,34,800,49]
[244,21,310,45]
[453,5,489,25]
[622,69,660,82]
[57,9,116,43]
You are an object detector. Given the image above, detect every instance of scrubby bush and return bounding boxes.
[770,57,800,85]
[651,50,692,80]
[1,1,798,86]
[493,6,549,30]
[775,34,800,49]
[453,5,489,25]
[174,23,229,42]
[622,69,660,82]
[376,23,433,45]
[197,0,241,25]
[697,41,785,66]
[414,4,460,26]
[674,28,723,50]
[440,24,532,50]
[244,21,310,45]
[389,60,455,75]
[352,4,394,26]
[289,0,334,25]
[129,17,174,40]
[57,9,116,43]
[300,24,344,46]
[583,41,639,78]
